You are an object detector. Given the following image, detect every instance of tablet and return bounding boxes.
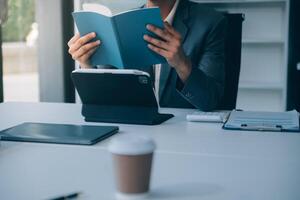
[0,123,119,145]
[72,69,174,125]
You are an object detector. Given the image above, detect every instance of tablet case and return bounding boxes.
[0,123,119,145]
[72,70,174,125]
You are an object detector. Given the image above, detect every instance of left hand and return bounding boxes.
[144,22,192,82]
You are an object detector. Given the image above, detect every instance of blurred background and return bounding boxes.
[0,0,299,111]
[2,0,38,101]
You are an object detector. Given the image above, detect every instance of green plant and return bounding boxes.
[2,0,35,42]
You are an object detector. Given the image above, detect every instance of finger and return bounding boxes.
[143,35,170,51]
[146,24,172,42]
[148,44,170,58]
[164,22,181,39]
[68,33,80,47]
[79,47,98,62]
[73,40,100,59]
[70,32,97,53]
[72,40,100,60]
[144,34,179,53]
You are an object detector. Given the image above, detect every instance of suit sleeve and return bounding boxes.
[177,16,227,111]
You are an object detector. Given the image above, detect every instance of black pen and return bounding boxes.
[49,192,81,200]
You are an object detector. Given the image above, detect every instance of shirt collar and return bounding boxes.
[164,0,180,25]
[145,0,180,25]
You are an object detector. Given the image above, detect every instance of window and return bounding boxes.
[2,0,39,102]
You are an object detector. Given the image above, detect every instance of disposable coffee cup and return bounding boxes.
[109,133,156,199]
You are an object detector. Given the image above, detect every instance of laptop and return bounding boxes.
[71,69,174,125]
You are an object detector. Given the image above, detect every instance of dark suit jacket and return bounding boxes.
[97,0,226,111]
[157,0,227,111]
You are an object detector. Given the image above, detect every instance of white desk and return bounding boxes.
[0,102,300,200]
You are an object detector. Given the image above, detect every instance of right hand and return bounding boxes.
[68,32,101,69]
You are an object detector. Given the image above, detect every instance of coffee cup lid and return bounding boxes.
[108,133,156,156]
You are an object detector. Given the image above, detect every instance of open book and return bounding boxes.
[72,4,166,68]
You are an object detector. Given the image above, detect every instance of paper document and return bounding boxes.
[224,110,299,131]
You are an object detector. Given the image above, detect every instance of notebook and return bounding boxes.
[0,123,119,145]
[72,4,165,68]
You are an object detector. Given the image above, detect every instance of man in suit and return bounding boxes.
[68,0,227,111]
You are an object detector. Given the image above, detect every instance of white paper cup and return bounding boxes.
[109,133,156,199]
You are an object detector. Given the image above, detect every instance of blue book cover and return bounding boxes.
[72,6,166,68]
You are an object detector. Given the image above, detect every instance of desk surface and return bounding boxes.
[0,102,300,200]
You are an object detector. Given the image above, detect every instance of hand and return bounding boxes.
[68,32,101,69]
[144,22,192,82]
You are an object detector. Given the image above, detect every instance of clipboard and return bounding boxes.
[222,110,300,133]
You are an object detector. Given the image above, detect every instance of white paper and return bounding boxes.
[83,3,112,16]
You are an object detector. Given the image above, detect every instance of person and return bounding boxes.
[68,0,227,111]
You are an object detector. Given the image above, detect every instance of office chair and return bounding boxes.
[0,25,3,102]
[218,13,244,110]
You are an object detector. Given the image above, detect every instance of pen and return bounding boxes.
[49,192,81,200]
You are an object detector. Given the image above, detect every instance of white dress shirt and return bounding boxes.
[151,0,180,99]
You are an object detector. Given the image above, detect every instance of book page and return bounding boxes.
[83,3,112,16]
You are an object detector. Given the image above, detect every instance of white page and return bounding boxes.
[83,3,112,16]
